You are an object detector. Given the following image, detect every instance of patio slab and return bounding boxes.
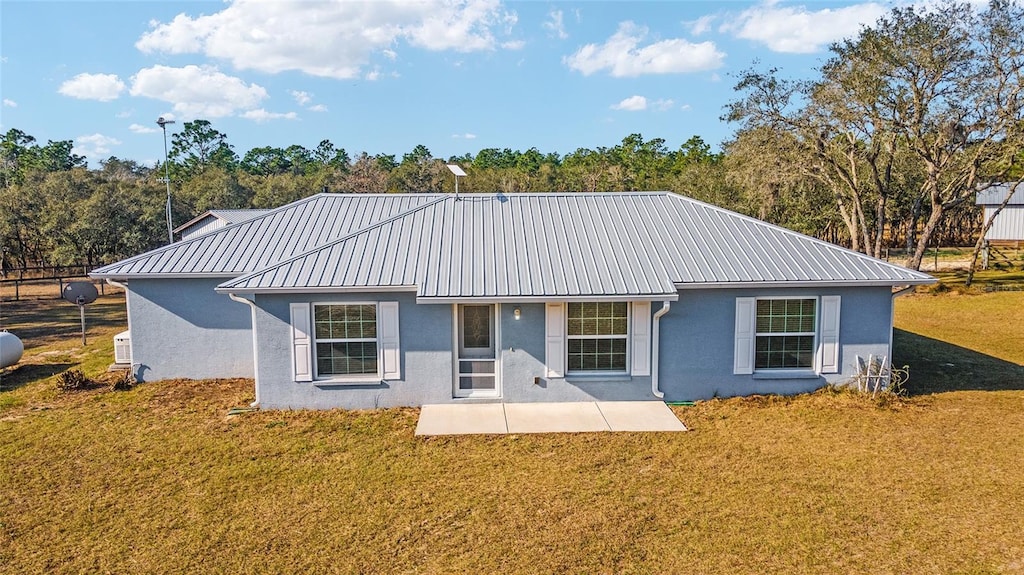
[504,402,611,434]
[597,401,688,432]
[415,403,507,436]
[415,401,687,436]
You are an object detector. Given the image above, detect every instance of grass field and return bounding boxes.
[2,289,1023,574]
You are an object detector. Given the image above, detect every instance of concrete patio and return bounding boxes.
[415,401,688,436]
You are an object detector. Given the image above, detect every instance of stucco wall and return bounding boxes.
[250,286,895,409]
[252,296,657,409]
[658,286,894,401]
[127,278,253,381]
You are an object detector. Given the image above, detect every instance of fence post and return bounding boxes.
[14,280,19,301]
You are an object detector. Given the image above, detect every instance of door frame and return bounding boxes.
[452,303,501,398]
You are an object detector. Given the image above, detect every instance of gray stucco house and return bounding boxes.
[91,192,934,410]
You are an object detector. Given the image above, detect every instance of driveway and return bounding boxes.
[415,401,688,436]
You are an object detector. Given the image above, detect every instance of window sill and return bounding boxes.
[312,377,384,387]
[564,373,633,383]
[751,370,820,380]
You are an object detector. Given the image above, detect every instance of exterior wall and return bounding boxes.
[983,206,1024,241]
[253,296,656,410]
[127,278,253,381]
[251,286,895,409]
[658,286,894,401]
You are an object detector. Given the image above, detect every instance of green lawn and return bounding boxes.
[2,290,1023,574]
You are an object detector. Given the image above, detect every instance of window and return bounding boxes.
[313,304,378,377]
[754,298,816,370]
[567,302,628,372]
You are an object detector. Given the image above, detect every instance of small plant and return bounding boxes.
[56,369,92,392]
[110,369,136,391]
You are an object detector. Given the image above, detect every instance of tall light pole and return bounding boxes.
[157,117,175,244]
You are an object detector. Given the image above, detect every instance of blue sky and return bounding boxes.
[1,0,902,166]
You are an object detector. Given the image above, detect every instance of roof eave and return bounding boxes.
[215,285,421,295]
[674,278,936,289]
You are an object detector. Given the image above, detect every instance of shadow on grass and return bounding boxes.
[893,328,1024,394]
[0,363,73,393]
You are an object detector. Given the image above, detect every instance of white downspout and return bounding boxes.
[888,285,916,363]
[228,292,261,408]
[651,301,671,399]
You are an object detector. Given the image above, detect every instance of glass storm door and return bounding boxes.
[455,304,498,397]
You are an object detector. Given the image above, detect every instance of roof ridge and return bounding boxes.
[663,193,933,281]
[217,194,451,290]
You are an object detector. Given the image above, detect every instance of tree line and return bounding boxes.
[1,0,1021,274]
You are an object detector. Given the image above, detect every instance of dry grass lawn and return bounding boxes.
[2,289,1023,574]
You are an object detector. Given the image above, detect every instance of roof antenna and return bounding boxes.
[446,164,466,200]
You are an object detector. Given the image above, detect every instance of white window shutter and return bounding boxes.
[379,301,401,380]
[631,301,651,376]
[290,302,313,382]
[733,297,756,375]
[819,295,841,374]
[545,303,565,378]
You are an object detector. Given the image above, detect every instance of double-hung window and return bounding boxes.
[735,296,841,376]
[313,303,378,377]
[754,298,817,369]
[566,302,628,373]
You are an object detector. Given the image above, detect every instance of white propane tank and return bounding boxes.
[0,330,24,368]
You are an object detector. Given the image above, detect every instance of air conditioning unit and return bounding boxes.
[114,330,131,364]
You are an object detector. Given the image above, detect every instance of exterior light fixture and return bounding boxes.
[513,307,521,320]
[157,116,176,244]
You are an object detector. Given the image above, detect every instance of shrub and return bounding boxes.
[56,369,92,392]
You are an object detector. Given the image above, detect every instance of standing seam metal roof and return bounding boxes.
[216,192,933,297]
[90,194,442,277]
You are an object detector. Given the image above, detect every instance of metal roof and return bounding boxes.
[976,183,1024,206]
[92,194,441,278]
[217,192,934,299]
[172,209,272,235]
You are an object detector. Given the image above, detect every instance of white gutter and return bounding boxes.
[888,285,916,362]
[651,301,671,399]
[228,292,261,408]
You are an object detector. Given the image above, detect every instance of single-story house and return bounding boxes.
[173,208,272,241]
[976,183,1024,247]
[91,192,934,410]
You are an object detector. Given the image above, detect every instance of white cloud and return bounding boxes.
[73,133,121,159]
[543,9,568,39]
[687,14,715,36]
[308,104,328,112]
[289,90,312,106]
[128,123,159,134]
[611,95,647,111]
[58,73,126,101]
[722,2,886,53]
[565,21,724,77]
[452,133,477,139]
[2,99,15,107]
[129,65,267,118]
[680,103,692,111]
[366,69,381,81]
[652,98,675,112]
[115,109,134,118]
[501,40,525,50]
[240,109,299,122]
[135,0,520,80]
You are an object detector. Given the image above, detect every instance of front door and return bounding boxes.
[454,304,499,397]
